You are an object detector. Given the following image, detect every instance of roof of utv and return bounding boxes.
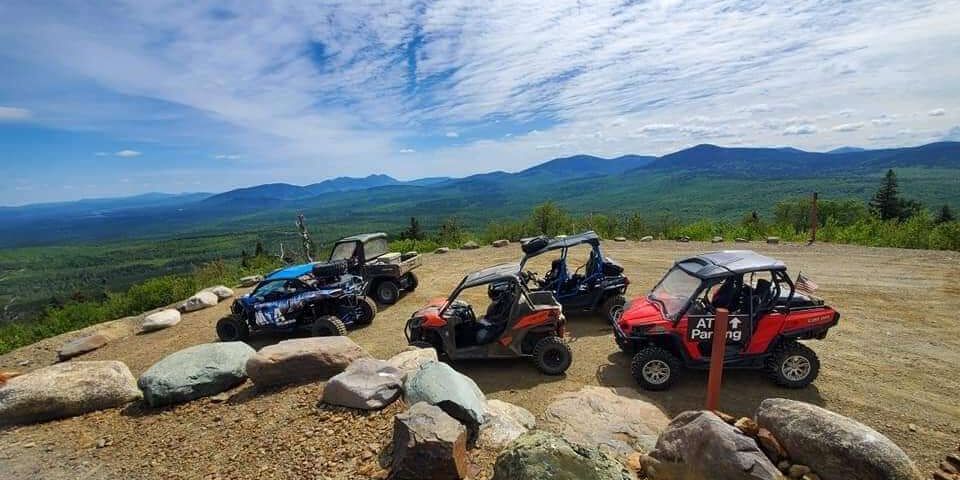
[265,262,318,280]
[676,250,786,280]
[523,231,600,257]
[461,263,522,288]
[336,232,387,243]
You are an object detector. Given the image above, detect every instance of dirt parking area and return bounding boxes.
[1,240,958,478]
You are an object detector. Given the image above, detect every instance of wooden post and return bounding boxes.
[705,308,729,411]
[809,192,819,245]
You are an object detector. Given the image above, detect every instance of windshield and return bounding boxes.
[330,241,357,261]
[649,266,702,317]
[365,238,389,260]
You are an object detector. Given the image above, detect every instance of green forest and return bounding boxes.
[0,168,956,355]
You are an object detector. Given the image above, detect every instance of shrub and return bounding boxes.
[389,238,439,253]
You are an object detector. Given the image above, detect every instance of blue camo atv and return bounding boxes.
[216,261,377,341]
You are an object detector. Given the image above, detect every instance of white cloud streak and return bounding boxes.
[832,122,864,132]
[0,106,31,121]
[115,150,142,157]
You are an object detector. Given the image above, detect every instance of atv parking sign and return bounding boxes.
[687,315,745,342]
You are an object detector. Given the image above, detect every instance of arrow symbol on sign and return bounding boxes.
[729,318,742,329]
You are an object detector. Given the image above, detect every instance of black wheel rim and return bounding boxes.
[542,347,565,369]
[220,323,237,340]
[337,302,366,323]
[315,325,333,336]
[379,284,396,301]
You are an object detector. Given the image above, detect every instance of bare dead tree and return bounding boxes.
[296,213,315,262]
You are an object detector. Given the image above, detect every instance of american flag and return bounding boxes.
[795,272,819,296]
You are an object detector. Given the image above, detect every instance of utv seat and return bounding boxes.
[475,292,512,344]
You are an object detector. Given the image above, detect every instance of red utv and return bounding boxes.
[404,263,573,375]
[614,250,839,390]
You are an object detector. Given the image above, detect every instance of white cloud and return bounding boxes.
[928,108,946,116]
[635,123,677,134]
[445,131,459,138]
[214,154,241,160]
[832,122,864,132]
[94,152,109,156]
[783,125,818,136]
[741,104,772,114]
[115,150,142,157]
[871,115,896,126]
[399,148,416,153]
[0,106,31,121]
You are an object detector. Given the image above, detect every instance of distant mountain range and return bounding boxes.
[2,142,958,248]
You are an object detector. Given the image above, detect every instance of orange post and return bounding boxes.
[705,308,729,410]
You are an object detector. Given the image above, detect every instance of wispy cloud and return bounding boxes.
[832,122,864,132]
[399,148,416,153]
[783,125,818,136]
[115,150,142,157]
[0,106,31,121]
[214,154,241,160]
[445,132,459,138]
[928,108,946,117]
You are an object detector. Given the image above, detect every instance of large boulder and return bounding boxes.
[404,361,487,443]
[141,309,181,332]
[202,285,235,300]
[642,410,781,480]
[492,239,510,248]
[239,275,262,287]
[461,241,480,250]
[246,337,370,387]
[322,358,402,410]
[0,361,141,426]
[57,333,110,361]
[138,342,254,407]
[493,430,634,480]
[640,236,654,242]
[386,347,439,380]
[757,398,922,480]
[392,402,468,480]
[712,236,724,243]
[180,291,219,312]
[542,386,670,455]
[434,247,450,254]
[478,399,536,450]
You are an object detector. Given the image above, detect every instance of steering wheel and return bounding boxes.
[693,297,715,315]
[520,270,540,286]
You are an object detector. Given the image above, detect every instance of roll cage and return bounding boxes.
[439,263,540,317]
[519,231,609,297]
[649,253,797,324]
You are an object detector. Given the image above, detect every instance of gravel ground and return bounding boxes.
[1,240,958,478]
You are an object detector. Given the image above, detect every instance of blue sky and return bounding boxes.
[1,0,958,205]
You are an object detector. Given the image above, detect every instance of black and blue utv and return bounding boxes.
[519,231,630,323]
[216,261,377,341]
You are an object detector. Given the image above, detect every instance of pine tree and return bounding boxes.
[936,204,955,224]
[401,217,423,240]
[254,240,265,257]
[870,169,903,221]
